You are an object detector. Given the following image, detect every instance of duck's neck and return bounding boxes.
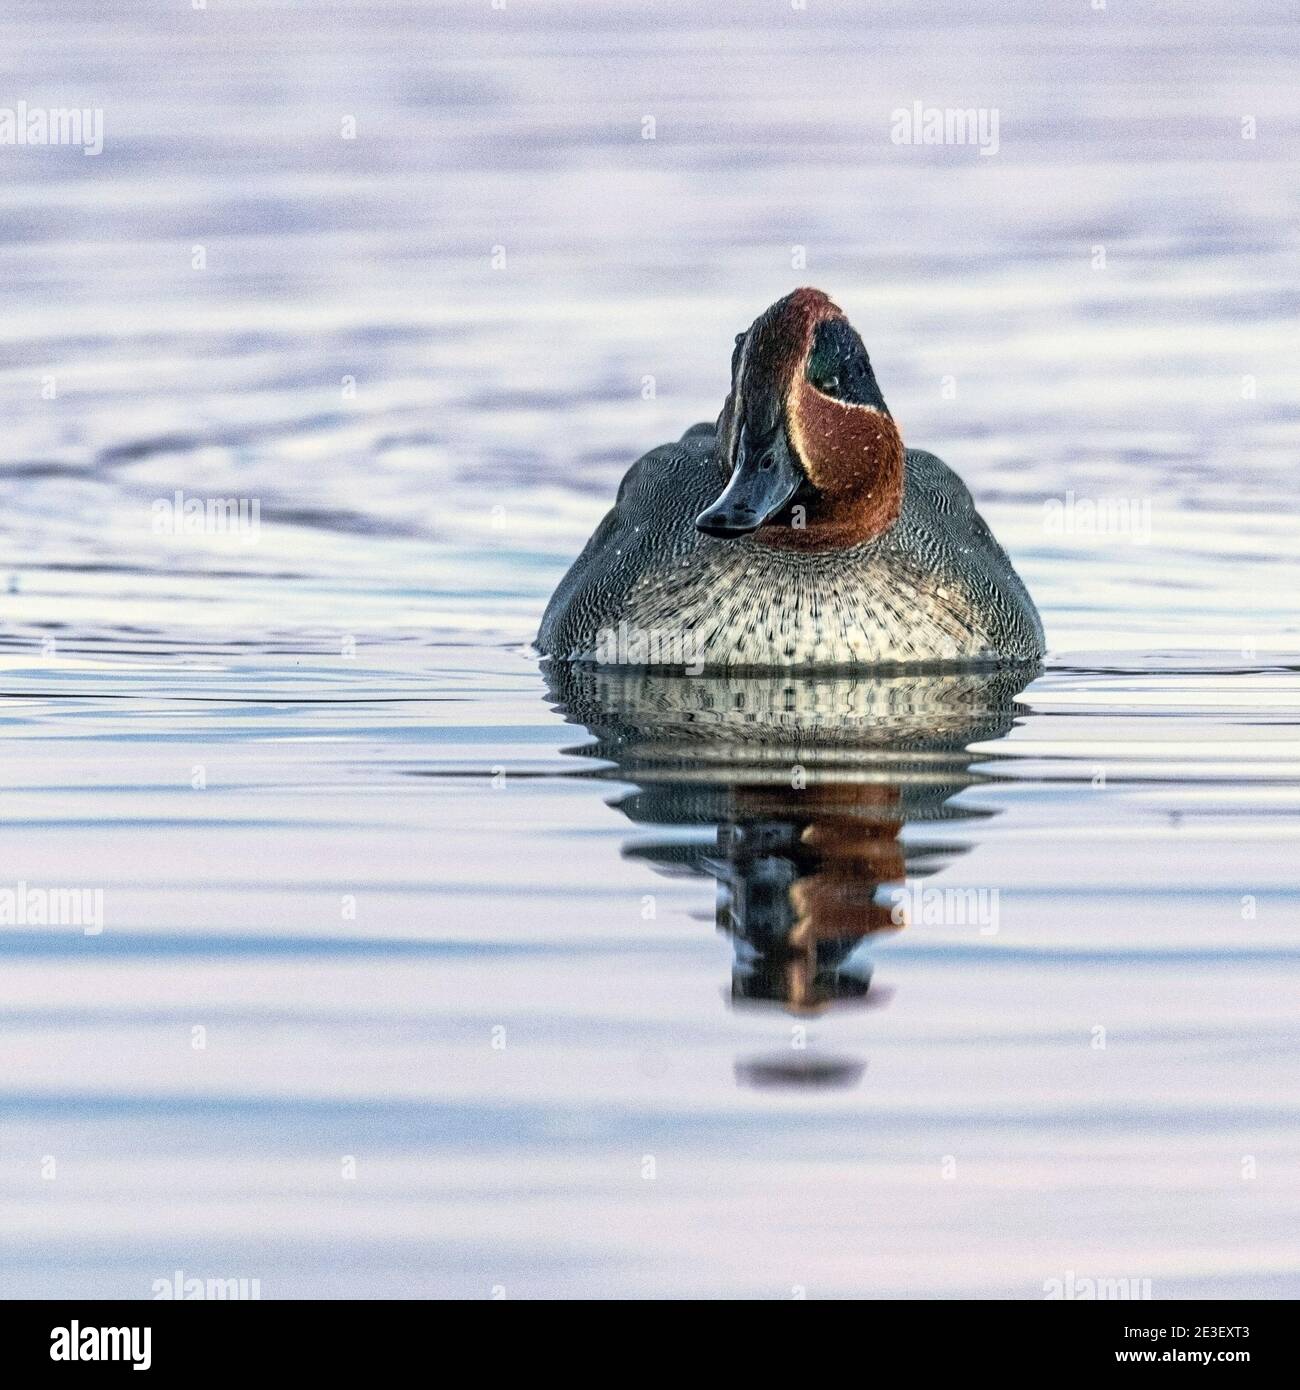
[754,389,905,551]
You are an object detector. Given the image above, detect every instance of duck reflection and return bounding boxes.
[545,663,1033,1080]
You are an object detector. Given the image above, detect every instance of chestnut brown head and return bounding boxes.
[696,288,905,549]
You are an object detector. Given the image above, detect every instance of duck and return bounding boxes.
[537,287,1044,670]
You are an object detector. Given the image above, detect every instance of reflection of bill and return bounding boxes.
[546,662,1033,1032]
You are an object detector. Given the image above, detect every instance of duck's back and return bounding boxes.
[537,425,722,659]
[537,427,1043,667]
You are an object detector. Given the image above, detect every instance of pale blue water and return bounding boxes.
[0,0,1297,1298]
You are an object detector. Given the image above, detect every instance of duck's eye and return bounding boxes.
[815,374,840,396]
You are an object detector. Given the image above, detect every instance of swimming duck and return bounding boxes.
[538,288,1044,669]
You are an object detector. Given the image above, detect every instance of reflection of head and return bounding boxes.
[546,663,1034,1016]
[720,783,906,1014]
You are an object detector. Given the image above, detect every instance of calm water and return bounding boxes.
[1,0,1298,1298]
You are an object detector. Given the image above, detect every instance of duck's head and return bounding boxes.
[696,288,904,549]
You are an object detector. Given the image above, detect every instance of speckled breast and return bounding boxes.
[614,538,997,668]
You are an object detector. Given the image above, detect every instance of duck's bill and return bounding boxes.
[695,434,801,538]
